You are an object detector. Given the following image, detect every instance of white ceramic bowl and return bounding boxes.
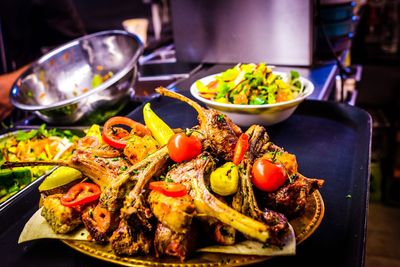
[190,71,314,127]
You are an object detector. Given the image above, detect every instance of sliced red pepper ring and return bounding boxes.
[93,204,111,231]
[149,181,188,198]
[232,133,249,165]
[60,182,101,208]
[102,116,151,149]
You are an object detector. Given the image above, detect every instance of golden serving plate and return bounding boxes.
[62,190,324,267]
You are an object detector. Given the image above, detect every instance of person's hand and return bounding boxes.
[0,65,30,120]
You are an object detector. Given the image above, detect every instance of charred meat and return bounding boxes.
[110,219,152,256]
[71,149,131,187]
[262,208,290,247]
[148,190,195,234]
[100,146,169,213]
[262,174,324,219]
[154,222,199,262]
[81,204,118,244]
[3,147,131,189]
[41,194,82,234]
[233,125,271,220]
[165,152,273,243]
[110,147,169,256]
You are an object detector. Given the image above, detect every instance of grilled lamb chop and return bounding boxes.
[110,147,169,256]
[233,125,271,220]
[101,146,169,213]
[232,125,324,220]
[156,87,242,161]
[5,145,170,248]
[109,219,152,255]
[81,204,119,244]
[262,174,324,219]
[148,190,195,234]
[148,190,197,261]
[41,194,82,234]
[165,152,272,243]
[2,147,131,188]
[231,125,290,245]
[154,222,199,262]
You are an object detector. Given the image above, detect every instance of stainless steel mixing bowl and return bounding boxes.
[10,30,144,124]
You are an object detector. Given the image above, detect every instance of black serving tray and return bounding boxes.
[0,93,371,267]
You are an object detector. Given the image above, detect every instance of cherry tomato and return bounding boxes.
[232,133,249,165]
[167,132,202,163]
[60,182,101,207]
[251,158,286,192]
[102,116,151,149]
[149,181,187,198]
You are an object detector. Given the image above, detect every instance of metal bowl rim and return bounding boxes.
[10,30,144,111]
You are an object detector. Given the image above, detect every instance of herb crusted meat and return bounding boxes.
[41,194,82,234]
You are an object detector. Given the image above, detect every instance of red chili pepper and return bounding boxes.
[149,181,187,198]
[232,133,249,165]
[60,182,101,207]
[102,116,151,149]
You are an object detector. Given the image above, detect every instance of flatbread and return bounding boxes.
[19,209,295,257]
[197,223,296,256]
[18,208,90,243]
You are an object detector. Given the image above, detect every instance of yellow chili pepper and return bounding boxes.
[39,167,82,192]
[143,103,174,146]
[210,162,239,196]
[85,124,103,143]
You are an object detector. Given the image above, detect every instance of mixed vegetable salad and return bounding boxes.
[195,63,304,105]
[0,125,80,204]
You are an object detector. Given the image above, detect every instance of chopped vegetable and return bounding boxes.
[78,136,99,148]
[0,125,79,203]
[124,134,159,165]
[102,116,151,149]
[91,71,114,88]
[143,103,174,146]
[60,182,101,207]
[210,162,239,196]
[149,181,187,198]
[0,168,32,202]
[91,74,104,88]
[196,63,304,105]
[167,132,202,163]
